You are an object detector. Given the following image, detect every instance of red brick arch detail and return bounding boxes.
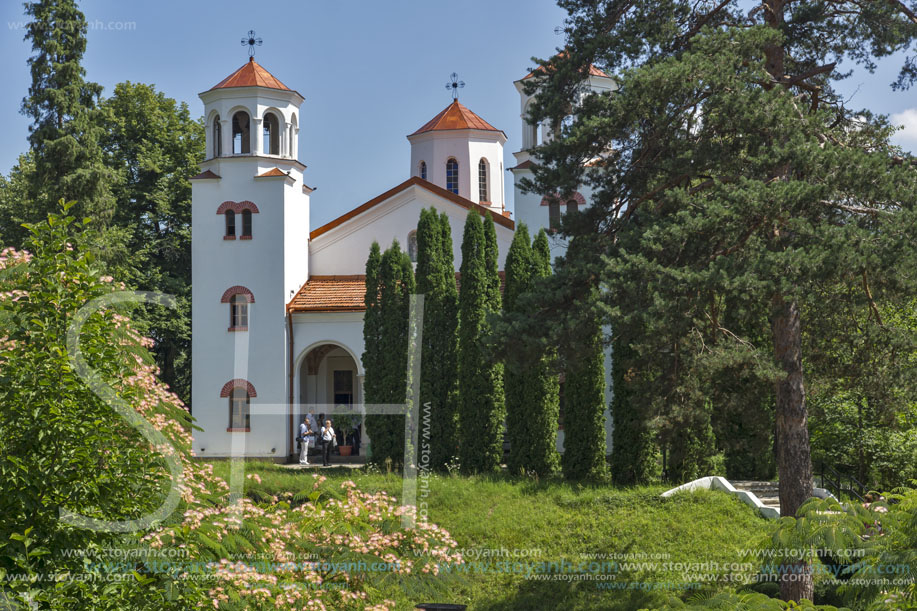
[219,379,257,398]
[220,286,255,303]
[540,192,586,206]
[216,200,260,214]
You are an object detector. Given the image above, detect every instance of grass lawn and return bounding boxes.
[206,461,774,610]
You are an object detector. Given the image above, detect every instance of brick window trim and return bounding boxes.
[226,427,251,432]
[220,378,257,398]
[220,286,255,303]
[239,235,253,240]
[540,192,586,206]
[223,235,236,240]
[228,326,249,332]
[216,200,260,214]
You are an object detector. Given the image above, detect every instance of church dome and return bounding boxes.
[209,57,291,92]
[410,99,504,136]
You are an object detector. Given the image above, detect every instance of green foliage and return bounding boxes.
[665,399,721,483]
[215,462,776,610]
[808,391,917,491]
[95,82,204,404]
[15,0,117,246]
[458,211,505,473]
[504,224,559,476]
[0,205,198,608]
[561,301,607,481]
[415,208,460,471]
[362,240,415,467]
[610,337,657,485]
[520,15,917,597]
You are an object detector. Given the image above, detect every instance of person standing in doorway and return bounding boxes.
[298,416,312,465]
[321,419,335,467]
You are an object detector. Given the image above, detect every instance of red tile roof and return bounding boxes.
[309,176,514,240]
[288,275,366,312]
[521,52,610,80]
[287,272,506,313]
[210,58,291,91]
[256,167,289,177]
[410,100,502,136]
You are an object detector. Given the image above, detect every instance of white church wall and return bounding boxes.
[310,186,514,276]
[409,131,506,209]
[191,153,311,458]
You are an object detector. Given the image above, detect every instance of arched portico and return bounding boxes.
[295,342,366,454]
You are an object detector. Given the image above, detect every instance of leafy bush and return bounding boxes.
[0,206,462,609]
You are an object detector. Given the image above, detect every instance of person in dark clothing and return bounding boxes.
[320,419,335,466]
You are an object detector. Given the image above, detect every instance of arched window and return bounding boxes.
[225,210,236,238]
[446,158,459,195]
[263,112,280,155]
[407,230,418,263]
[229,294,249,330]
[241,209,252,238]
[478,158,489,202]
[232,111,251,154]
[212,115,222,157]
[229,387,251,430]
[566,199,579,215]
[420,161,427,180]
[548,201,561,231]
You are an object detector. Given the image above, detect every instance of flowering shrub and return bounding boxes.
[0,206,463,610]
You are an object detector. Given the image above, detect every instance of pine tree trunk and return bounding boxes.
[771,295,814,602]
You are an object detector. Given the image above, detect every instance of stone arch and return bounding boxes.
[220,286,255,303]
[220,378,257,398]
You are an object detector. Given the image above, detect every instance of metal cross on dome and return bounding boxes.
[446,72,465,100]
[241,30,262,58]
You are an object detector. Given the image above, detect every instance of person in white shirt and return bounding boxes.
[298,417,312,465]
[320,420,335,467]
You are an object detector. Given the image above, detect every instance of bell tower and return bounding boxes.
[190,54,311,458]
[407,95,507,215]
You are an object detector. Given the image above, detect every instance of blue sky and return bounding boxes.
[2,1,917,226]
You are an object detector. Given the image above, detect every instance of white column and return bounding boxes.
[253,117,264,156]
[221,120,230,157]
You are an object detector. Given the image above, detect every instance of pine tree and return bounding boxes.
[521,2,917,599]
[504,225,559,475]
[16,0,117,247]
[458,212,504,473]
[415,208,459,470]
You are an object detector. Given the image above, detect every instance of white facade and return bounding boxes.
[191,58,615,461]
[408,130,507,214]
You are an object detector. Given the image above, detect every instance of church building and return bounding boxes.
[190,56,615,460]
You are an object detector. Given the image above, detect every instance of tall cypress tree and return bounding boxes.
[363,241,414,467]
[561,294,607,481]
[416,208,459,470]
[362,242,384,461]
[504,224,535,475]
[505,225,560,475]
[17,0,116,247]
[610,336,656,485]
[458,212,503,473]
[530,229,561,474]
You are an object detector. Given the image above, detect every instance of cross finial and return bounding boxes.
[446,72,465,100]
[241,30,263,58]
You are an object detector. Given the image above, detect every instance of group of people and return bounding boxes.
[297,414,336,466]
